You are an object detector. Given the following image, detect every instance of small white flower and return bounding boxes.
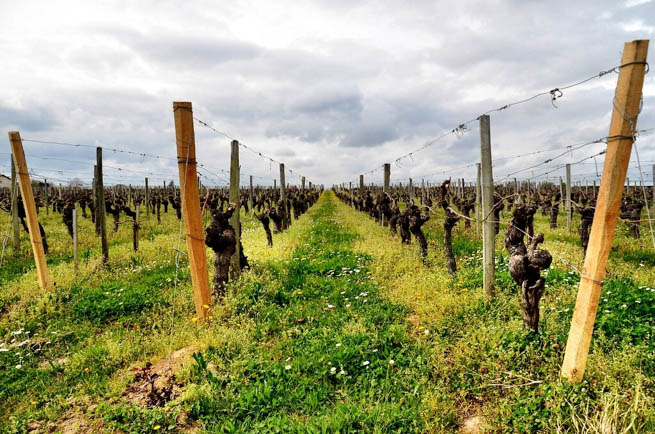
[15,364,22,369]
[346,304,351,308]
[362,360,370,366]
[636,300,641,304]
[424,329,430,335]
[330,367,337,374]
[336,343,342,347]
[327,304,334,309]
[389,359,395,365]
[285,365,292,370]
[372,349,378,353]
[0,348,8,353]
[339,370,346,375]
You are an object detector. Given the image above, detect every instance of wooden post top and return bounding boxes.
[173,101,193,109]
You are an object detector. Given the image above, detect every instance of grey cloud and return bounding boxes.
[0,105,57,132]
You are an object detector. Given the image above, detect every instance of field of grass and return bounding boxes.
[1,191,654,433]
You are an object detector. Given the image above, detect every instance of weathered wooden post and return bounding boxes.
[249,175,254,216]
[229,140,241,279]
[73,207,78,272]
[382,164,390,226]
[279,163,288,229]
[566,164,572,232]
[561,39,648,382]
[409,178,414,202]
[11,159,19,252]
[479,115,495,298]
[301,176,306,192]
[9,132,50,289]
[421,179,425,205]
[173,101,212,320]
[44,178,49,215]
[132,205,139,252]
[145,177,150,220]
[96,148,109,263]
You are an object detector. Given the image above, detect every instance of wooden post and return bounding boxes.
[626,177,630,195]
[479,115,495,298]
[476,163,481,235]
[349,181,353,206]
[11,158,20,252]
[132,205,139,252]
[279,163,288,229]
[382,164,390,226]
[229,140,241,279]
[566,164,572,232]
[44,179,49,215]
[561,40,648,382]
[73,207,78,272]
[301,176,306,192]
[359,174,364,192]
[421,179,425,205]
[249,175,254,216]
[9,132,50,289]
[383,164,390,193]
[145,177,150,220]
[96,148,109,263]
[173,101,212,320]
[409,178,414,202]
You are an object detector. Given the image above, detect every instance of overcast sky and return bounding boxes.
[1,0,654,188]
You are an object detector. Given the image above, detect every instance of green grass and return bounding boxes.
[184,194,432,432]
[1,194,655,432]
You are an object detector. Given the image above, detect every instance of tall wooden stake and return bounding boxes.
[96,148,109,263]
[173,101,211,320]
[479,115,495,298]
[132,205,139,252]
[9,132,50,289]
[279,163,288,229]
[382,163,390,226]
[249,175,254,216]
[73,207,78,272]
[229,140,241,279]
[566,164,572,232]
[561,40,649,382]
[44,179,49,215]
[145,177,150,220]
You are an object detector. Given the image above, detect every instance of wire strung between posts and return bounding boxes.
[350,60,649,181]
[494,137,608,182]
[21,138,179,163]
[193,117,310,182]
[19,139,263,186]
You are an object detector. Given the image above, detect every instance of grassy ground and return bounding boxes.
[338,195,655,432]
[1,192,654,433]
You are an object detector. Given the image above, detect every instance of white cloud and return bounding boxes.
[0,0,654,186]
